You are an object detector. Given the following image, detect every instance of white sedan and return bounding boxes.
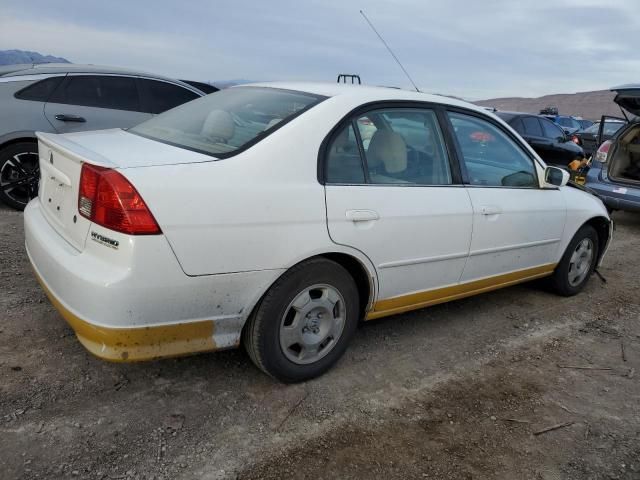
[25,82,612,382]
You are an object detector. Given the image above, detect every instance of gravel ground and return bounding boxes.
[1,202,639,480]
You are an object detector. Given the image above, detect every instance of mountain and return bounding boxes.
[0,49,70,66]
[475,90,624,121]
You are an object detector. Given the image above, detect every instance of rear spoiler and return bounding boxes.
[36,131,118,168]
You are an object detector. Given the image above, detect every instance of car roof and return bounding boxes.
[0,63,200,90]
[242,81,491,115]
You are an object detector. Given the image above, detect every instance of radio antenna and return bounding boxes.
[360,9,420,92]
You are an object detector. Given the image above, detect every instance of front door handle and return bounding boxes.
[54,114,86,123]
[346,209,379,222]
[479,205,502,215]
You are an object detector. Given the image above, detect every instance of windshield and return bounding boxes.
[130,87,324,157]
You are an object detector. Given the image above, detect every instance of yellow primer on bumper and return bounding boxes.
[367,263,556,320]
[33,269,216,362]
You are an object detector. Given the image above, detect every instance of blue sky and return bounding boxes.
[0,0,638,99]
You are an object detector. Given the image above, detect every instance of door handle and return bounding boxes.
[346,209,379,222]
[54,114,86,123]
[480,205,502,215]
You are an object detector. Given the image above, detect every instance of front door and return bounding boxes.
[446,111,566,283]
[323,106,473,318]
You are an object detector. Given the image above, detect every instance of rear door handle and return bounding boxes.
[480,205,502,215]
[346,209,379,222]
[55,114,86,123]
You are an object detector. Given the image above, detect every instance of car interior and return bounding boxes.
[608,125,640,183]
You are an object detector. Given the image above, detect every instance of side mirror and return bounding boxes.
[544,166,570,187]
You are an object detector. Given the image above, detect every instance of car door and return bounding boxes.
[519,116,555,162]
[539,117,574,165]
[324,105,473,317]
[44,74,152,133]
[446,110,566,283]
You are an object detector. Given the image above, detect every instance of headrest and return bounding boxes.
[201,110,235,142]
[367,130,407,173]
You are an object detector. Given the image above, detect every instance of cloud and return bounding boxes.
[1,0,639,99]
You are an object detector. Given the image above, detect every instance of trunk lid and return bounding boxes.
[611,85,640,118]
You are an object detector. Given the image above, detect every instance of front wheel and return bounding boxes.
[0,142,40,211]
[243,258,360,383]
[549,225,599,296]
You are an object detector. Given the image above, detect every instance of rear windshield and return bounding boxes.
[130,87,324,157]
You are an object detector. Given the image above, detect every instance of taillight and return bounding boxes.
[595,140,612,163]
[78,163,161,235]
[571,135,580,145]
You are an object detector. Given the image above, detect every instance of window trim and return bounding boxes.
[318,100,464,187]
[444,107,542,189]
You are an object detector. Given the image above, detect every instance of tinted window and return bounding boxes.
[15,76,64,102]
[540,118,565,139]
[510,118,525,135]
[50,75,140,111]
[448,112,537,188]
[603,122,625,136]
[130,87,322,157]
[326,124,365,183]
[139,79,200,114]
[522,117,543,136]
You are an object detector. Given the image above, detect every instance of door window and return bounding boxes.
[540,118,565,139]
[325,124,366,184]
[49,75,141,111]
[138,79,200,114]
[522,116,543,136]
[326,108,452,185]
[15,76,64,102]
[448,112,538,188]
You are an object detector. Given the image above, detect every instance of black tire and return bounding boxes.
[243,258,360,383]
[0,142,40,211]
[549,224,599,296]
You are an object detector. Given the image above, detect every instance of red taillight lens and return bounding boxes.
[571,135,580,144]
[595,140,612,163]
[78,163,161,235]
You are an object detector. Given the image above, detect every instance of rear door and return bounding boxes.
[446,110,566,282]
[44,74,151,133]
[324,104,473,316]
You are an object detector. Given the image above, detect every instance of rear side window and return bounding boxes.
[541,118,564,139]
[510,118,525,135]
[325,108,452,186]
[15,76,64,102]
[138,79,200,114]
[49,75,141,111]
[522,117,543,136]
[448,112,537,188]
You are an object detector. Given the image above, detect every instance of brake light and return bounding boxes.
[78,163,161,235]
[571,135,580,144]
[595,140,612,163]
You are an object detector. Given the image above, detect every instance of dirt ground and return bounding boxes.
[1,202,639,480]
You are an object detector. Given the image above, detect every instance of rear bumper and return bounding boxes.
[24,198,283,361]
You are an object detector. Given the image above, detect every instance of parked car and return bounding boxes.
[572,119,626,157]
[25,83,612,382]
[585,85,640,212]
[578,119,594,130]
[496,111,584,166]
[0,63,209,210]
[543,114,583,135]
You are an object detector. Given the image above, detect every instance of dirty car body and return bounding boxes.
[25,83,612,382]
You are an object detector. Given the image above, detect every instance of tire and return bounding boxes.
[243,258,360,383]
[549,224,599,296]
[0,142,40,211]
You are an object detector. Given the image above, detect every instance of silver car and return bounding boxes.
[0,63,210,210]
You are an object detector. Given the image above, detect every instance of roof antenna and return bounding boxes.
[360,9,420,92]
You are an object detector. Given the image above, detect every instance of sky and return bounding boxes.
[0,0,638,100]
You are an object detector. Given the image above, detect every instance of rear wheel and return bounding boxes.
[243,258,359,383]
[0,142,40,211]
[550,225,599,296]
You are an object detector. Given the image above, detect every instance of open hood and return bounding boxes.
[612,84,640,117]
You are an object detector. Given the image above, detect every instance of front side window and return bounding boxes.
[130,87,323,157]
[326,108,452,185]
[448,112,538,188]
[49,75,140,111]
[522,116,543,136]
